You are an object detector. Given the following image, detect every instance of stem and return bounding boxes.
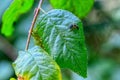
[25,0,43,50]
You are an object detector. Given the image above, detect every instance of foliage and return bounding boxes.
[10,78,16,80]
[1,0,34,36]
[12,9,87,79]
[33,9,87,78]
[1,0,120,80]
[13,46,62,80]
[50,0,94,18]
[0,0,99,80]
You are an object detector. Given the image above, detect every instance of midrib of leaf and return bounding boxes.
[27,51,43,79]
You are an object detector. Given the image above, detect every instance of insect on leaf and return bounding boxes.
[33,9,87,78]
[1,0,34,36]
[13,46,62,80]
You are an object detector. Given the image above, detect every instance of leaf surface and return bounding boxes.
[13,46,62,80]
[50,0,94,18]
[1,0,34,36]
[33,9,87,77]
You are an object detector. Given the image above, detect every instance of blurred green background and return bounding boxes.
[0,0,120,80]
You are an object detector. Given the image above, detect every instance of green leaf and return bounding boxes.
[33,9,87,77]
[10,78,16,80]
[1,0,34,36]
[13,46,62,80]
[50,0,94,18]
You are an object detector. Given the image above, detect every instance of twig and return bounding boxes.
[25,0,44,50]
[40,7,47,14]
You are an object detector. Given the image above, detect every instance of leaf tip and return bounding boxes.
[1,25,14,36]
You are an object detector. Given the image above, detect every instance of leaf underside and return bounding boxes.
[50,0,94,18]
[1,0,34,36]
[13,46,62,80]
[33,9,87,77]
